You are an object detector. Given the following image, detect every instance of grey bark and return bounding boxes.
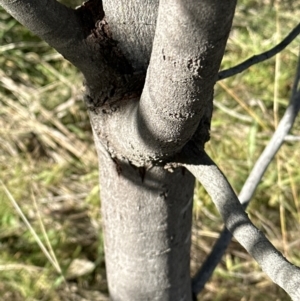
[95,138,195,301]
[93,0,237,167]
[2,1,300,301]
[177,146,300,300]
[89,2,235,299]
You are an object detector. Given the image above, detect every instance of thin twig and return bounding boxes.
[191,50,300,295]
[218,23,300,80]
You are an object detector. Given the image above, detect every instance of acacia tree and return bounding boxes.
[1,0,300,301]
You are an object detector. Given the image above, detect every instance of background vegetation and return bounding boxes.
[0,0,299,300]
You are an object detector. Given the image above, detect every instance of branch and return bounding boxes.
[0,0,143,110]
[0,0,100,79]
[191,50,300,295]
[137,0,237,156]
[218,22,300,80]
[0,0,84,63]
[0,0,113,86]
[89,0,239,167]
[179,146,300,301]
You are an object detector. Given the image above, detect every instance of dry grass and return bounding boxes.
[0,0,300,300]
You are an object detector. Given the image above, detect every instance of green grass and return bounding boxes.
[0,0,300,300]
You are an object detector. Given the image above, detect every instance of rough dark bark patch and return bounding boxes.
[75,0,105,36]
[75,0,147,110]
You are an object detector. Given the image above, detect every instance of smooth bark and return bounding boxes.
[98,0,237,166]
[95,138,195,301]
[179,146,300,301]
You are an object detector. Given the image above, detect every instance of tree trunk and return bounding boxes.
[0,1,241,300]
[95,138,195,301]
[92,1,236,299]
